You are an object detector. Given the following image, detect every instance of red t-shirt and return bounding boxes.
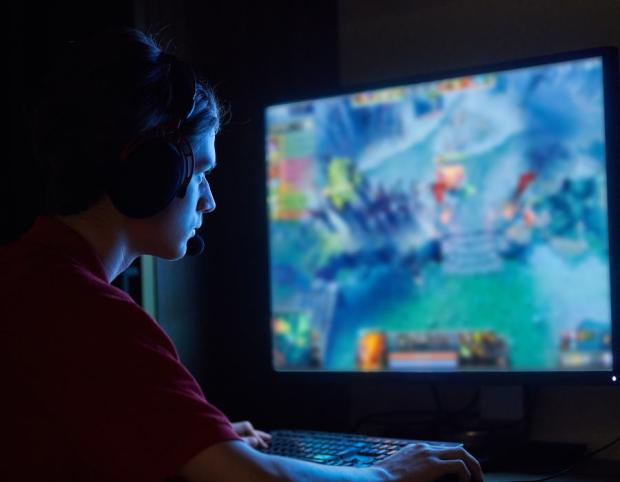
[0,217,240,481]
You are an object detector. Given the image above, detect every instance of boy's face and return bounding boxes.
[132,131,217,259]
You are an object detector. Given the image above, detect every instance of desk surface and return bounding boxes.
[486,473,617,482]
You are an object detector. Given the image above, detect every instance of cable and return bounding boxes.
[430,384,482,429]
[429,384,481,417]
[506,435,620,482]
[352,385,483,436]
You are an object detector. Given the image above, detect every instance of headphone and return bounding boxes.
[106,53,197,219]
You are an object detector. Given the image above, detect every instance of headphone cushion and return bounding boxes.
[107,139,185,218]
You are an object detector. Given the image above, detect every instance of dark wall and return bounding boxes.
[8,2,134,244]
[339,0,620,85]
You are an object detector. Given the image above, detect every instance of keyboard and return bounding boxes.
[263,429,462,467]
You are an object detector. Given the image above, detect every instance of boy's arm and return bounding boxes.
[178,440,386,482]
[178,440,483,482]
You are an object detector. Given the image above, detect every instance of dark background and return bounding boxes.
[8,0,620,467]
[8,0,346,436]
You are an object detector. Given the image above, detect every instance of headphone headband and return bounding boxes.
[108,53,198,218]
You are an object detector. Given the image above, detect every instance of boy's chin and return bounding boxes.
[151,243,187,261]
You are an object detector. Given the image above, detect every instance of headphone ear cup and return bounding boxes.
[107,139,185,218]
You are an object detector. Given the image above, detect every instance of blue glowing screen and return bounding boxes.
[266,56,611,372]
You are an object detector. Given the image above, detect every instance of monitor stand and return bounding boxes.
[454,386,587,472]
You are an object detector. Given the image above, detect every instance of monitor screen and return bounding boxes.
[265,50,617,376]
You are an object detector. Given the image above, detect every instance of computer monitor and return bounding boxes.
[264,47,619,384]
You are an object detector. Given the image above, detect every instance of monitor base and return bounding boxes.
[459,431,587,472]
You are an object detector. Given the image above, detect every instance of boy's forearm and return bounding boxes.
[265,453,390,482]
[178,440,392,482]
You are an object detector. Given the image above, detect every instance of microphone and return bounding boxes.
[185,234,205,256]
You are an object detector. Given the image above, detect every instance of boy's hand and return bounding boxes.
[375,443,484,482]
[231,420,272,450]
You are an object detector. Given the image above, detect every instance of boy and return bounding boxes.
[1,27,482,482]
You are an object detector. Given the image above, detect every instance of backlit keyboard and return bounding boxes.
[263,429,462,467]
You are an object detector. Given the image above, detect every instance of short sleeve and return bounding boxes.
[50,294,241,482]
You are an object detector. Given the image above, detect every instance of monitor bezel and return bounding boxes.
[262,46,620,386]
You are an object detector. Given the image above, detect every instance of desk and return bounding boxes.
[487,473,617,482]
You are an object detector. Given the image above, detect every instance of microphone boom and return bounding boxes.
[185,234,205,256]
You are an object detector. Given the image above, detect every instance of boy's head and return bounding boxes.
[31,27,220,259]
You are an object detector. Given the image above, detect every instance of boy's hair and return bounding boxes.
[31,27,222,216]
